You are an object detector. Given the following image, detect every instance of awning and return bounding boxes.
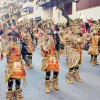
[23,7,33,12]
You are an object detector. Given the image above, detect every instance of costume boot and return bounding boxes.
[12,90,16,99]
[25,64,33,69]
[45,80,51,93]
[66,71,73,84]
[15,89,23,100]
[52,78,59,90]
[91,58,95,66]
[94,58,99,65]
[73,70,82,82]
[6,91,13,100]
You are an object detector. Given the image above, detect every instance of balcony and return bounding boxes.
[37,0,80,8]
[37,0,54,8]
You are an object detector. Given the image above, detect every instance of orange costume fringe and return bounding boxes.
[3,42,26,83]
[41,43,59,72]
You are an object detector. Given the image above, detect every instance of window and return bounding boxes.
[65,2,72,15]
[90,0,100,8]
[76,0,89,11]
[76,0,100,11]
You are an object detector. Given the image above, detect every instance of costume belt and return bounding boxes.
[7,59,22,63]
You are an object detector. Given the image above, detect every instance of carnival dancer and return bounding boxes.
[65,21,83,84]
[39,28,59,93]
[21,28,34,69]
[65,33,83,84]
[2,29,26,100]
[33,24,39,48]
[26,30,34,68]
[88,27,100,66]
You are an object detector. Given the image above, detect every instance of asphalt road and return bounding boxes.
[0,48,100,100]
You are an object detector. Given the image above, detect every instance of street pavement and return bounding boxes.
[0,48,100,100]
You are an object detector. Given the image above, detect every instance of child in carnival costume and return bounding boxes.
[1,27,26,100]
[65,22,83,84]
[39,28,60,93]
[88,23,100,66]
